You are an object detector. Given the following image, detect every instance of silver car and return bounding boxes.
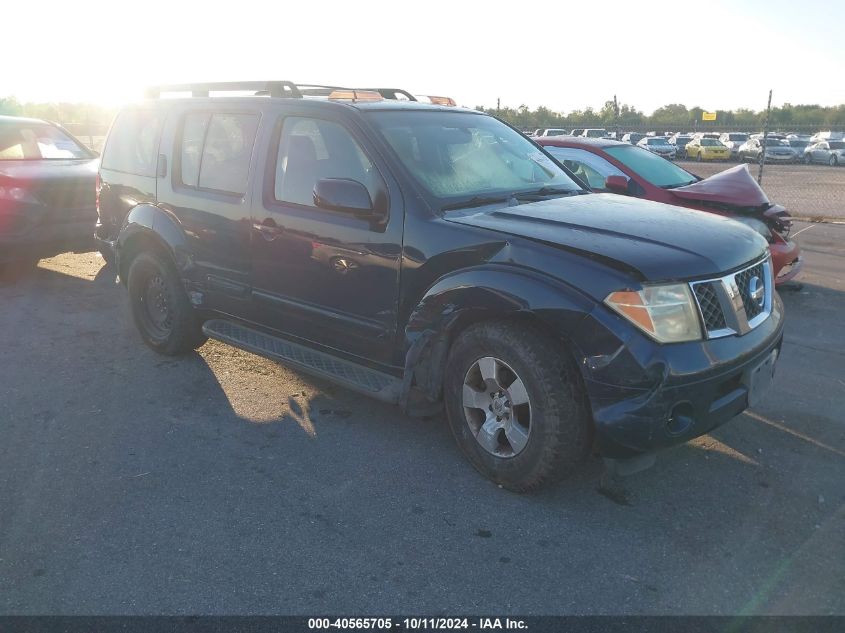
[803,140,845,166]
[637,136,677,159]
[738,137,796,163]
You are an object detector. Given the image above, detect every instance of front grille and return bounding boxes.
[734,263,765,320]
[690,257,771,338]
[693,282,727,331]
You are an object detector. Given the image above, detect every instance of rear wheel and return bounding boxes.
[830,155,838,167]
[696,151,703,162]
[126,251,206,355]
[443,321,592,492]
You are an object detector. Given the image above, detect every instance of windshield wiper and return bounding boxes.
[440,195,513,212]
[513,186,587,198]
[661,180,697,190]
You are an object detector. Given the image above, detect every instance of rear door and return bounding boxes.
[156,105,262,315]
[248,108,403,365]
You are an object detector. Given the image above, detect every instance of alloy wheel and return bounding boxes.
[462,356,532,458]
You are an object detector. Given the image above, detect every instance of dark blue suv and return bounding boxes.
[96,81,783,491]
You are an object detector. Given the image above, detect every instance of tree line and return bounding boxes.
[475,101,845,131]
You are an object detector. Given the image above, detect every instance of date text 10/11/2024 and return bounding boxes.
[308,618,528,630]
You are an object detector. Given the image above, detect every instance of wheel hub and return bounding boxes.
[462,356,532,458]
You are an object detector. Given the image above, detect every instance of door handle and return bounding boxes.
[253,219,284,241]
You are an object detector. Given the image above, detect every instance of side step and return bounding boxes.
[202,319,402,404]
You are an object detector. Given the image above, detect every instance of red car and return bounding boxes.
[534,137,802,284]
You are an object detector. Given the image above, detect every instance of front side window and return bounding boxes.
[604,145,696,188]
[102,110,162,176]
[544,147,625,190]
[274,117,379,208]
[371,111,581,203]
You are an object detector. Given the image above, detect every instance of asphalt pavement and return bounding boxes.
[0,222,843,615]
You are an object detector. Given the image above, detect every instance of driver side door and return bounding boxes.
[248,111,404,366]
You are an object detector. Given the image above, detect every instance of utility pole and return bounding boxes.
[758,89,773,185]
[496,97,500,113]
[613,94,620,139]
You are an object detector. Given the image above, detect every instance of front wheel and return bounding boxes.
[830,155,838,167]
[443,321,592,492]
[696,151,703,162]
[126,251,207,355]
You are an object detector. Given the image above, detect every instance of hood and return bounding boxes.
[445,193,767,282]
[670,164,769,206]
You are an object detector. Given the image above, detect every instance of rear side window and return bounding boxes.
[102,110,162,176]
[274,117,379,207]
[179,112,259,195]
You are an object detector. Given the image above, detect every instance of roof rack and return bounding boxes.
[145,82,421,102]
[145,81,302,99]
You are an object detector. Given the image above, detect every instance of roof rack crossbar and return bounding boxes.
[145,81,302,99]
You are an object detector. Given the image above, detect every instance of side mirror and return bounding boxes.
[605,174,630,193]
[313,178,376,216]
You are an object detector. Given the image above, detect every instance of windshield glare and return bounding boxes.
[371,112,581,203]
[0,122,92,160]
[605,144,696,188]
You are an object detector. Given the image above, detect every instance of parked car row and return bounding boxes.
[0,82,794,492]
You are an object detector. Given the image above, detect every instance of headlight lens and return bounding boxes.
[605,283,702,343]
[732,216,772,240]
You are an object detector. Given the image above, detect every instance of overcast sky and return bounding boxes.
[3,0,842,113]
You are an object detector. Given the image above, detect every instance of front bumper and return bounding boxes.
[770,238,802,285]
[0,218,95,263]
[572,292,785,457]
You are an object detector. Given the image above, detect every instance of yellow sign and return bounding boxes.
[702,111,717,121]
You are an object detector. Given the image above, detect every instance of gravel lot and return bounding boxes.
[675,160,845,220]
[1,223,843,615]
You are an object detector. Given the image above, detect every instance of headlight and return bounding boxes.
[732,216,772,240]
[605,284,702,343]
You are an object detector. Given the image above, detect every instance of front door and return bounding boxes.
[249,111,403,366]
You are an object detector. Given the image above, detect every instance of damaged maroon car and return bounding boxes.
[535,137,802,284]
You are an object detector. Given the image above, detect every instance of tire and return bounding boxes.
[126,251,207,355]
[804,154,811,165]
[830,155,838,167]
[443,321,592,492]
[696,151,703,162]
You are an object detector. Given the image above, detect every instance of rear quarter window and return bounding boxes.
[101,110,162,176]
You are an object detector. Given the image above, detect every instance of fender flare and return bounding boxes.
[401,265,596,408]
[116,204,191,281]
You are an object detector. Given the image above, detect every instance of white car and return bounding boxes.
[539,128,568,137]
[719,132,749,159]
[637,136,677,159]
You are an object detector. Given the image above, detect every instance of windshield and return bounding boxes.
[728,134,747,141]
[0,121,92,160]
[605,144,696,188]
[789,140,809,148]
[829,141,845,150]
[371,111,582,205]
[585,129,607,138]
[646,138,670,146]
[765,138,788,147]
[701,139,724,147]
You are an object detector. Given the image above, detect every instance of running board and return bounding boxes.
[202,319,402,403]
